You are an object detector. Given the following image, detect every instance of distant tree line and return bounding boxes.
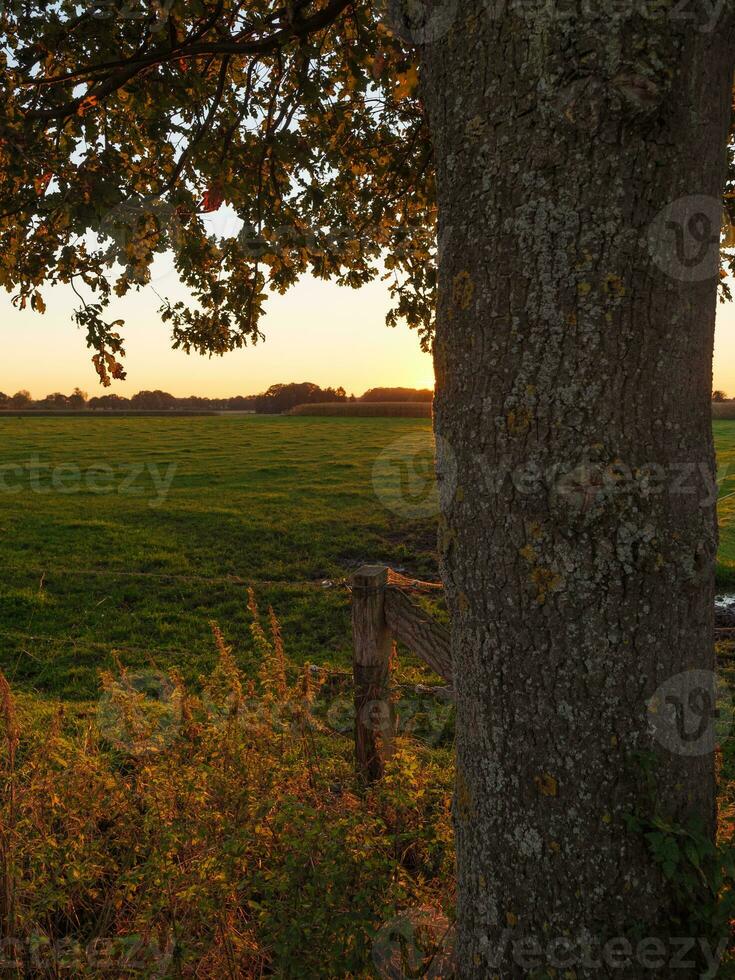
[0,384,433,414]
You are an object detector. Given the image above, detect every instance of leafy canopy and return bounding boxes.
[5,2,735,386]
[0,0,435,383]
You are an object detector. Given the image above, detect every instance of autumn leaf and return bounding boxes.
[93,350,126,387]
[34,172,52,196]
[200,185,224,213]
[394,66,419,101]
[77,94,98,116]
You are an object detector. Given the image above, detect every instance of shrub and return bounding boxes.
[0,596,454,977]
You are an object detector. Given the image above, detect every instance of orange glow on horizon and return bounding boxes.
[2,268,735,400]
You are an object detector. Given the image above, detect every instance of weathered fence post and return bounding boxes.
[351,565,393,783]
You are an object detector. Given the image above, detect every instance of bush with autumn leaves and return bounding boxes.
[0,594,454,978]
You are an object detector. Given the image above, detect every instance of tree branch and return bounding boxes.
[23,0,353,122]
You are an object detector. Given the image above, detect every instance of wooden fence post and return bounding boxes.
[351,565,393,783]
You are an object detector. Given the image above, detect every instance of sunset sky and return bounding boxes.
[0,266,434,399]
[2,267,734,398]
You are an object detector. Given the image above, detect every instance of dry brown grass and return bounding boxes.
[288,401,432,417]
[713,401,735,419]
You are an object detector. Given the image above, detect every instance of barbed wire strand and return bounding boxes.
[6,565,446,593]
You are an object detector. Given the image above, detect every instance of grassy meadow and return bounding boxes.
[716,420,735,583]
[0,415,441,700]
[0,416,735,699]
[287,401,432,416]
[1,415,735,700]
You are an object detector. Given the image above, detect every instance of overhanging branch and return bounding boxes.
[22,0,354,122]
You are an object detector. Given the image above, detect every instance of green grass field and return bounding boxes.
[715,420,735,585]
[2,415,735,700]
[0,416,440,699]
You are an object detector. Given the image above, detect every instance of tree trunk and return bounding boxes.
[421,5,734,976]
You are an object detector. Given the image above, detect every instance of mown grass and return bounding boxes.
[0,416,439,699]
[2,416,735,700]
[715,421,735,587]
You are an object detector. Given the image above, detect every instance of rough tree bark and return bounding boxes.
[420,3,735,976]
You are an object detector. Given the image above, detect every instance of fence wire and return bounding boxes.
[7,564,447,594]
